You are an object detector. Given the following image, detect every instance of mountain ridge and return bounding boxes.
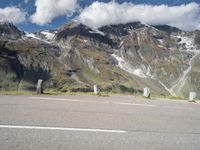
[0,21,200,98]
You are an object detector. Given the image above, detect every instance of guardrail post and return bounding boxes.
[36,79,43,94]
[189,92,196,102]
[143,87,150,98]
[94,85,100,95]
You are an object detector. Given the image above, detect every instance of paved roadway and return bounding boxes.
[0,94,200,150]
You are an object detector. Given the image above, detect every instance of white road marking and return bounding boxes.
[161,106,193,110]
[115,102,156,107]
[30,97,109,104]
[114,102,193,110]
[30,97,193,110]
[0,125,126,133]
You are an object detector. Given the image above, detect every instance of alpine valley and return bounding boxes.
[1,21,200,98]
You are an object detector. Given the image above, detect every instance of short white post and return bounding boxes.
[143,87,150,98]
[36,79,43,94]
[94,85,100,95]
[189,92,196,102]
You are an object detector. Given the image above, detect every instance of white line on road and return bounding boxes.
[115,102,156,107]
[30,97,109,104]
[30,97,193,110]
[114,102,193,110]
[161,106,193,110]
[0,125,126,133]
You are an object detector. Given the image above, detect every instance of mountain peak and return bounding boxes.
[0,22,24,40]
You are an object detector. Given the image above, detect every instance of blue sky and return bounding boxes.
[0,0,200,32]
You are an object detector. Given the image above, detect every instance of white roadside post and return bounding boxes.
[94,85,100,95]
[189,92,196,102]
[36,79,43,94]
[143,87,150,98]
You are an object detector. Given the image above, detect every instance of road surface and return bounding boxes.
[0,94,200,150]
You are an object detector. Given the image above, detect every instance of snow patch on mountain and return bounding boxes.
[25,32,41,40]
[177,35,197,51]
[112,53,147,78]
[41,31,55,40]
[25,31,55,44]
[157,39,167,49]
[157,39,163,44]
[89,29,105,36]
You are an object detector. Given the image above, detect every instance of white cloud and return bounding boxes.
[0,6,26,24]
[31,0,78,25]
[78,1,200,31]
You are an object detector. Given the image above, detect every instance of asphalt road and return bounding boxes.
[0,94,200,150]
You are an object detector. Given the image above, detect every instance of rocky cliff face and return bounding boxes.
[0,22,200,98]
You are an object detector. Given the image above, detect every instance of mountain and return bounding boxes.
[0,21,200,98]
[0,22,24,40]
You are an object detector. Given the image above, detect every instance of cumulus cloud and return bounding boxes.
[79,1,200,31]
[31,0,78,25]
[0,6,26,24]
